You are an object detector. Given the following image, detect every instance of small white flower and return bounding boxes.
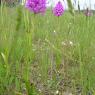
[62,41,66,46]
[39,74,41,77]
[56,90,59,94]
[54,30,56,33]
[69,41,73,46]
[38,89,41,92]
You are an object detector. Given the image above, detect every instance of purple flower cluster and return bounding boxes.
[25,0,65,16]
[84,11,93,17]
[84,8,93,17]
[53,1,64,17]
[25,0,47,14]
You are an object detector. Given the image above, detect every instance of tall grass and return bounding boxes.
[0,4,95,95]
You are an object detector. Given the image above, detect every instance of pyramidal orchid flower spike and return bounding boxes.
[84,10,93,17]
[53,1,64,17]
[25,0,47,14]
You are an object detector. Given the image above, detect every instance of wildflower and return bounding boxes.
[69,41,73,46]
[62,41,66,46]
[53,1,64,17]
[84,8,93,17]
[85,11,93,17]
[54,30,56,33]
[25,0,47,14]
[62,40,74,47]
[55,90,59,94]
[38,89,41,92]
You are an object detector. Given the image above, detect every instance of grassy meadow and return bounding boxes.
[0,5,95,95]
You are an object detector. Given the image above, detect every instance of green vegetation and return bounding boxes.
[0,5,95,95]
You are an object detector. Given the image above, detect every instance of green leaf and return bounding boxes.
[1,52,7,65]
[25,81,38,95]
[67,0,74,15]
